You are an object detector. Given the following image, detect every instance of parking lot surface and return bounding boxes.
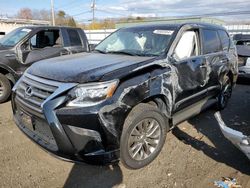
[0,84,250,188]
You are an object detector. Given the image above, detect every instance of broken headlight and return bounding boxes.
[67,80,119,107]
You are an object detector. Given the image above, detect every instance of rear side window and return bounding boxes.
[67,29,82,46]
[218,30,230,51]
[202,29,221,54]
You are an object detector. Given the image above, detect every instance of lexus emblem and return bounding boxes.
[24,86,33,98]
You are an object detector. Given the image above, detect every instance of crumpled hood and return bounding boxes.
[27,52,155,83]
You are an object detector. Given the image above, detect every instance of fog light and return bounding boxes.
[68,125,102,142]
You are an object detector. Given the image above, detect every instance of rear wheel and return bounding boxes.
[0,73,11,103]
[120,103,168,169]
[217,75,232,110]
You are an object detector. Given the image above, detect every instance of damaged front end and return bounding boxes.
[214,112,250,160]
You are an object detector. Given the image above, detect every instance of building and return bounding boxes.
[0,17,49,38]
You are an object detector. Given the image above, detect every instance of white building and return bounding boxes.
[0,18,49,38]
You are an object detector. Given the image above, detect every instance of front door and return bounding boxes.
[172,29,210,111]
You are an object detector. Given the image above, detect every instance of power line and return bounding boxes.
[72,10,91,17]
[96,9,127,16]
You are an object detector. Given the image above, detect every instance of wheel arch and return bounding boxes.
[140,94,172,130]
[0,65,15,86]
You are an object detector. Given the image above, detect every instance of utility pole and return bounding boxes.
[51,0,55,26]
[91,0,95,23]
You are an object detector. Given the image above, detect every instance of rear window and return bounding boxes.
[202,29,222,54]
[67,29,82,46]
[218,30,230,51]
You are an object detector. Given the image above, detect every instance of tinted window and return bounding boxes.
[218,30,230,51]
[202,29,221,54]
[67,29,82,46]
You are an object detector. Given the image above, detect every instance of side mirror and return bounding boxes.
[88,44,97,51]
[21,41,31,51]
[168,52,178,63]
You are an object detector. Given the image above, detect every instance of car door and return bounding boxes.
[64,28,86,54]
[201,29,227,97]
[21,29,68,65]
[172,28,211,112]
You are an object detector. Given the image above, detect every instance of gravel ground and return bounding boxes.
[0,84,250,188]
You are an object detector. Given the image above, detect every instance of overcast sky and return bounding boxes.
[0,0,249,23]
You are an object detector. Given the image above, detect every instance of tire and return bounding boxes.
[0,73,11,103]
[120,103,168,169]
[217,75,232,110]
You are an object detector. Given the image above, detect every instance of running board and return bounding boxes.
[172,97,216,126]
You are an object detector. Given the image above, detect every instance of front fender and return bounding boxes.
[0,63,18,84]
[98,63,182,144]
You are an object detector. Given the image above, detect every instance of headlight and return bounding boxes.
[67,80,119,107]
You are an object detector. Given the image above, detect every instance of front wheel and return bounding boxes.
[217,75,232,110]
[120,103,168,169]
[0,73,11,103]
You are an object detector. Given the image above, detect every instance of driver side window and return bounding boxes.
[174,30,199,61]
[30,29,61,49]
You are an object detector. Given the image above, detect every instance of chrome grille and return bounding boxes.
[15,73,61,118]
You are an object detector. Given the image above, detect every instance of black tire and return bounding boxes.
[120,103,168,169]
[0,73,11,103]
[217,75,232,110]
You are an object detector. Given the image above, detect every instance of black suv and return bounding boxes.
[0,26,89,103]
[12,23,238,169]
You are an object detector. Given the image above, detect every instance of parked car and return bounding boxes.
[233,34,250,79]
[12,23,238,169]
[0,26,89,103]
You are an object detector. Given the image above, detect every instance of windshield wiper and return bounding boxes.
[107,50,137,56]
[93,49,107,54]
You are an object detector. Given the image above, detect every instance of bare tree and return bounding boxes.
[32,9,50,21]
[17,8,32,20]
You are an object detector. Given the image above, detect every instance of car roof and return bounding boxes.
[17,25,81,30]
[122,22,226,31]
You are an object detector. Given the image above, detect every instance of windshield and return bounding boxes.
[0,28,32,47]
[95,27,175,56]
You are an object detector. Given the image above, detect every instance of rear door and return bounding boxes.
[64,28,87,53]
[201,29,227,97]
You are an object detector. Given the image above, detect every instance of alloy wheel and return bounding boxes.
[0,80,4,97]
[128,118,161,161]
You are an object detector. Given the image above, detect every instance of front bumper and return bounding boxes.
[12,93,120,165]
